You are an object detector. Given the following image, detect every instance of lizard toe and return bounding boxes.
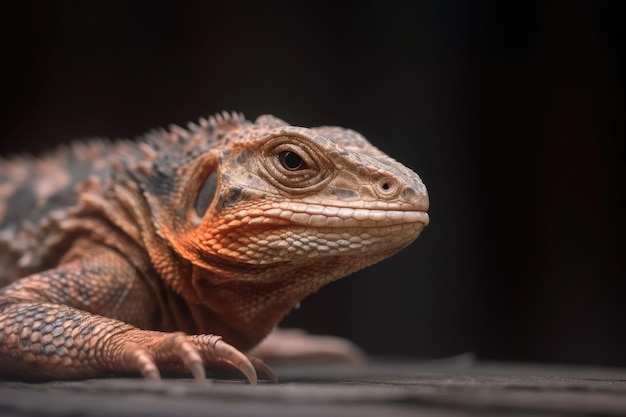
[190,334,258,384]
[118,342,161,380]
[151,332,206,381]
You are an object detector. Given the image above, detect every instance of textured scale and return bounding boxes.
[0,112,429,382]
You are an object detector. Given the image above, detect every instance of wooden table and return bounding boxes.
[1,355,625,416]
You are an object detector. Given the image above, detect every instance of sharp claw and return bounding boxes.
[136,358,161,380]
[128,343,162,380]
[171,333,206,381]
[189,361,206,381]
[143,369,162,380]
[250,357,278,383]
[213,339,258,384]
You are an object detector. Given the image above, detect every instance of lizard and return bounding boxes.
[0,111,429,383]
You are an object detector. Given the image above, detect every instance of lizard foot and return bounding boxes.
[249,328,367,365]
[115,330,275,384]
[0,302,273,383]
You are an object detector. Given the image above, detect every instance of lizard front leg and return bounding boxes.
[0,246,268,382]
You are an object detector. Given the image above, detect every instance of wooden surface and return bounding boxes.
[1,355,625,416]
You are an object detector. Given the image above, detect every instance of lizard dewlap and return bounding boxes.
[0,112,429,382]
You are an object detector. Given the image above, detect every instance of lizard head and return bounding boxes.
[182,115,428,272]
[142,113,429,343]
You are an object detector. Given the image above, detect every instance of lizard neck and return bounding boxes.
[182,256,362,350]
[189,266,302,350]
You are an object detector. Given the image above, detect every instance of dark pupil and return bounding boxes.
[279,151,303,170]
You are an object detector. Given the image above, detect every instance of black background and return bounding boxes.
[1,1,624,366]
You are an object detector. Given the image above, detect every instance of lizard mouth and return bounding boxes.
[262,203,430,229]
[194,206,429,269]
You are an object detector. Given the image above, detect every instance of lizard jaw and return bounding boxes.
[213,201,429,230]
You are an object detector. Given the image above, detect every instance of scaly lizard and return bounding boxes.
[0,112,429,383]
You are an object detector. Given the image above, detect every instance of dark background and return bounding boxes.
[1,1,624,367]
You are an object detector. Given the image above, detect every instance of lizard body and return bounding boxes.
[0,112,429,382]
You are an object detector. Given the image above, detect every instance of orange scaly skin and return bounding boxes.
[0,112,429,382]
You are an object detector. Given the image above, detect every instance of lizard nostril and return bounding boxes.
[401,183,429,211]
[375,177,398,197]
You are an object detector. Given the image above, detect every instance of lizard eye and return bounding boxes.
[258,135,334,193]
[278,151,305,170]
